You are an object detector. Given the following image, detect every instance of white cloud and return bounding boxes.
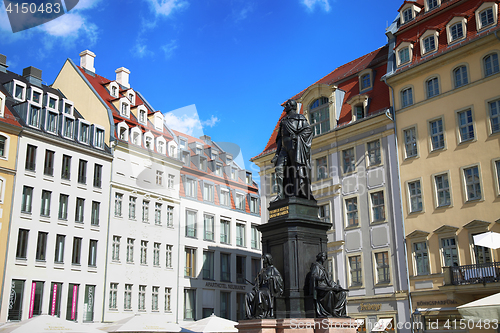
[143,0,188,17]
[161,40,178,59]
[164,106,219,137]
[39,13,84,36]
[302,0,331,12]
[73,0,102,10]
[201,115,220,127]
[233,4,253,22]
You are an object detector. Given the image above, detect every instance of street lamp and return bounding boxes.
[412,309,423,333]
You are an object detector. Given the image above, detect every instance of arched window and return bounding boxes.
[400,87,413,108]
[0,134,8,158]
[361,74,371,90]
[484,53,499,77]
[309,97,330,136]
[453,66,468,88]
[426,77,439,98]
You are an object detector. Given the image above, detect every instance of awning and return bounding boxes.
[371,318,393,332]
[473,232,500,249]
[457,293,500,322]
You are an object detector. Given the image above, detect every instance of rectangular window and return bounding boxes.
[185,247,196,278]
[235,193,245,210]
[185,178,196,198]
[44,150,55,176]
[77,160,87,184]
[142,200,149,222]
[112,236,120,261]
[349,255,362,287]
[114,193,123,217]
[63,118,74,138]
[153,242,160,266]
[203,183,214,202]
[129,197,136,219]
[441,238,459,267]
[186,210,197,238]
[367,140,381,166]
[59,194,69,220]
[426,77,440,98]
[370,191,385,222]
[464,166,481,201]
[16,229,29,259]
[489,99,500,134]
[319,204,330,224]
[124,284,132,310]
[435,174,451,207]
[152,286,159,311]
[220,292,230,319]
[168,174,175,189]
[428,0,438,10]
[109,283,118,310]
[429,119,445,150]
[127,238,134,263]
[166,206,174,227]
[54,235,65,263]
[140,240,148,265]
[401,87,413,108]
[423,36,436,53]
[75,198,84,223]
[375,252,390,283]
[221,253,231,282]
[88,240,97,267]
[408,180,422,213]
[0,136,5,158]
[35,231,48,261]
[316,156,327,180]
[342,148,355,173]
[30,281,44,317]
[156,170,163,186]
[91,201,100,226]
[61,155,71,180]
[221,219,230,244]
[414,242,429,275]
[72,237,82,265]
[28,105,40,127]
[204,214,214,241]
[40,190,51,217]
[220,189,230,206]
[166,244,173,268]
[21,186,33,213]
[251,225,260,249]
[155,203,162,225]
[403,127,417,158]
[345,198,358,227]
[250,197,258,214]
[82,285,95,322]
[46,111,57,133]
[450,22,463,41]
[457,109,474,142]
[496,160,500,194]
[236,256,246,284]
[8,280,25,321]
[399,47,410,64]
[203,251,214,280]
[49,282,63,317]
[138,285,146,311]
[93,164,102,188]
[165,288,172,312]
[25,144,37,171]
[79,123,90,143]
[236,223,245,247]
[184,289,196,320]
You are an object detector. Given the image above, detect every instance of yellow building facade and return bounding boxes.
[385,0,500,329]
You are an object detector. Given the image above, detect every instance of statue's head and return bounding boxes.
[284,99,297,113]
[316,252,327,262]
[262,253,273,266]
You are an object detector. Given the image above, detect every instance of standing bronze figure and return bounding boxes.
[271,99,314,200]
[245,254,284,319]
[309,252,348,318]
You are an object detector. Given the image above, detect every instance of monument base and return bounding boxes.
[236,318,359,333]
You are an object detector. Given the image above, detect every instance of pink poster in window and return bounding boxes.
[71,285,78,320]
[51,284,58,316]
[29,282,36,318]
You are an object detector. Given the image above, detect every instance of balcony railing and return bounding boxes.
[448,262,500,285]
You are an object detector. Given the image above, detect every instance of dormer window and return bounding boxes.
[109,82,119,98]
[399,2,421,25]
[446,17,466,44]
[199,157,207,171]
[94,126,105,149]
[246,172,252,184]
[475,3,498,31]
[395,42,413,67]
[154,112,163,130]
[426,0,440,11]
[45,110,58,134]
[79,121,90,144]
[309,97,330,136]
[402,8,413,23]
[127,90,136,105]
[169,144,177,158]
[231,167,237,180]
[144,133,154,150]
[216,163,223,176]
[117,122,129,141]
[399,48,410,64]
[28,87,43,106]
[62,116,74,138]
[212,151,218,160]
[121,102,129,117]
[196,147,202,155]
[139,109,147,124]
[157,140,165,154]
[28,104,41,128]
[346,94,369,122]
[361,74,370,90]
[47,95,58,110]
[179,139,187,150]
[132,132,140,145]
[12,79,26,102]
[130,127,141,145]
[355,105,365,120]
[359,69,373,91]
[420,30,439,55]
[62,100,74,116]
[0,91,5,118]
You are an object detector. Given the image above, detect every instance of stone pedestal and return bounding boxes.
[236,318,359,333]
[258,197,331,318]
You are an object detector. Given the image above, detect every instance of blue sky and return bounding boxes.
[1,0,402,183]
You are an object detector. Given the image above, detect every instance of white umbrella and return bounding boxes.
[100,314,183,332]
[182,314,238,333]
[473,232,500,249]
[458,292,500,321]
[0,315,103,333]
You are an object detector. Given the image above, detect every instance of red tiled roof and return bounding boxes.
[0,106,22,128]
[398,0,424,12]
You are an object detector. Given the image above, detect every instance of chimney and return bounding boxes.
[79,50,96,72]
[23,66,42,87]
[115,67,130,88]
[0,54,7,73]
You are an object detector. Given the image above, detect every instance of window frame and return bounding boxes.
[425,0,440,12]
[432,171,453,208]
[348,254,363,288]
[395,43,413,67]
[342,147,356,175]
[315,155,328,181]
[455,106,475,144]
[452,64,469,89]
[0,133,10,160]
[420,30,439,56]
[428,116,446,152]
[406,178,423,214]
[400,86,414,109]
[344,195,359,228]
[440,236,459,267]
[412,240,430,276]
[461,164,483,202]
[425,76,440,99]
[483,52,500,77]
[475,2,498,31]
[493,158,500,197]
[373,250,391,285]
[446,17,467,44]
[368,189,387,223]
[309,96,330,136]
[366,139,382,168]
[486,96,500,135]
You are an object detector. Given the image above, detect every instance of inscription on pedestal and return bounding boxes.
[269,206,289,219]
